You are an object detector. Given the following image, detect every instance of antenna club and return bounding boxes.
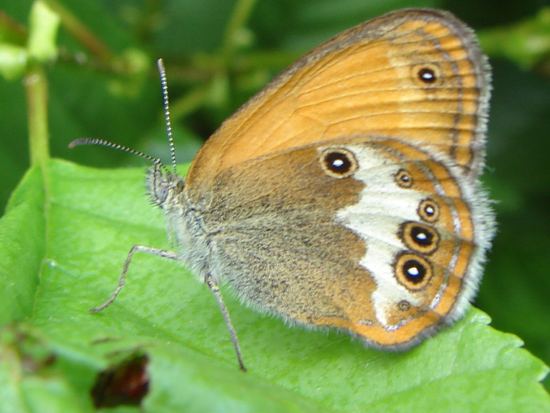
[69,138,101,149]
[69,137,163,167]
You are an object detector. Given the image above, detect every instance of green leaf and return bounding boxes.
[0,159,548,411]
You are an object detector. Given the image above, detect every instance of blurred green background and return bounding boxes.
[1,0,549,390]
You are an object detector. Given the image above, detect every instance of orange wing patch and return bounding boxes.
[186,9,490,196]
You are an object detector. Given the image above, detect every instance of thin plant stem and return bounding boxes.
[222,0,259,58]
[24,64,50,170]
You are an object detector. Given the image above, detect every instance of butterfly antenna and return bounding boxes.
[157,59,178,174]
[69,138,166,172]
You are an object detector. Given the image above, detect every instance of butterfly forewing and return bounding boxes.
[186,8,490,196]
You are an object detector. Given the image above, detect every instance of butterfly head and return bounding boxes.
[147,161,185,209]
[70,59,185,211]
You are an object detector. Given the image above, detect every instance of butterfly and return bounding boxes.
[71,8,494,371]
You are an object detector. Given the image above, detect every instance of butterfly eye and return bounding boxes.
[320,148,358,178]
[394,252,433,290]
[155,186,169,204]
[175,178,185,193]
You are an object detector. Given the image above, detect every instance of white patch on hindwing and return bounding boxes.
[322,143,437,327]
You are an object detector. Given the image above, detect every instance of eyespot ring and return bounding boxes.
[418,198,440,223]
[394,252,433,290]
[399,221,440,255]
[398,300,411,311]
[320,148,358,179]
[395,168,413,188]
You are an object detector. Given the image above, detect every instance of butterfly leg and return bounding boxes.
[89,245,247,371]
[205,274,247,372]
[90,245,180,313]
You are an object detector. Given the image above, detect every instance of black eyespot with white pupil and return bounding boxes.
[418,198,440,223]
[418,67,437,84]
[395,252,433,290]
[320,148,358,178]
[400,221,440,255]
[403,259,426,283]
[326,152,351,173]
[395,169,413,188]
[424,204,435,216]
[411,226,432,246]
